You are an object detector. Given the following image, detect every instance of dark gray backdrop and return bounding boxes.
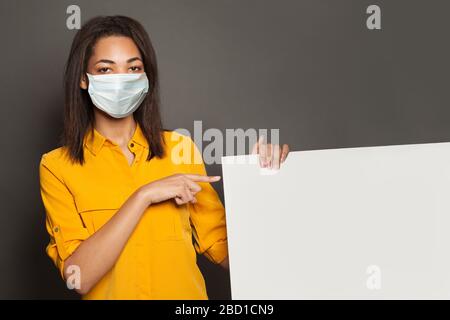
[0,0,449,299]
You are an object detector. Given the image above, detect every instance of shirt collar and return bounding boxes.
[84,122,149,156]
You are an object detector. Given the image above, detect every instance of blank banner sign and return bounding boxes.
[221,142,450,299]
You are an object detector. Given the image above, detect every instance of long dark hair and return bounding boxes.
[61,15,165,165]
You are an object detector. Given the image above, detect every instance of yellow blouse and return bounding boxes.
[39,123,228,299]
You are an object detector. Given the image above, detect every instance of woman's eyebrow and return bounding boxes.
[127,57,142,63]
[94,57,142,65]
[95,59,115,65]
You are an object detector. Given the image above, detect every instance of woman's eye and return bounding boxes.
[129,66,143,72]
[98,67,111,73]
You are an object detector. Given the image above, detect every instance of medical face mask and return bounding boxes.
[86,72,149,118]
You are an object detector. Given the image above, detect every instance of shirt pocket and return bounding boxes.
[75,192,125,235]
[78,207,118,234]
[77,201,192,242]
[147,201,192,241]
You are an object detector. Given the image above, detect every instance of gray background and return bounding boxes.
[0,0,449,299]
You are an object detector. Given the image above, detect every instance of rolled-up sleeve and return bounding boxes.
[186,137,229,264]
[39,153,90,278]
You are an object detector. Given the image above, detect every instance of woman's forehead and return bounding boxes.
[90,36,142,63]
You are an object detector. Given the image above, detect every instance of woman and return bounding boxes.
[39,15,289,300]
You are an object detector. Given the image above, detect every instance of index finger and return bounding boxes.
[184,174,221,183]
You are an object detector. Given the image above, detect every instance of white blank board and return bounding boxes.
[221,142,450,299]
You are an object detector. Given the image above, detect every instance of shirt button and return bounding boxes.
[54,227,59,232]
[130,143,134,148]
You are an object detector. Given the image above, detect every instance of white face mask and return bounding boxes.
[86,72,149,118]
